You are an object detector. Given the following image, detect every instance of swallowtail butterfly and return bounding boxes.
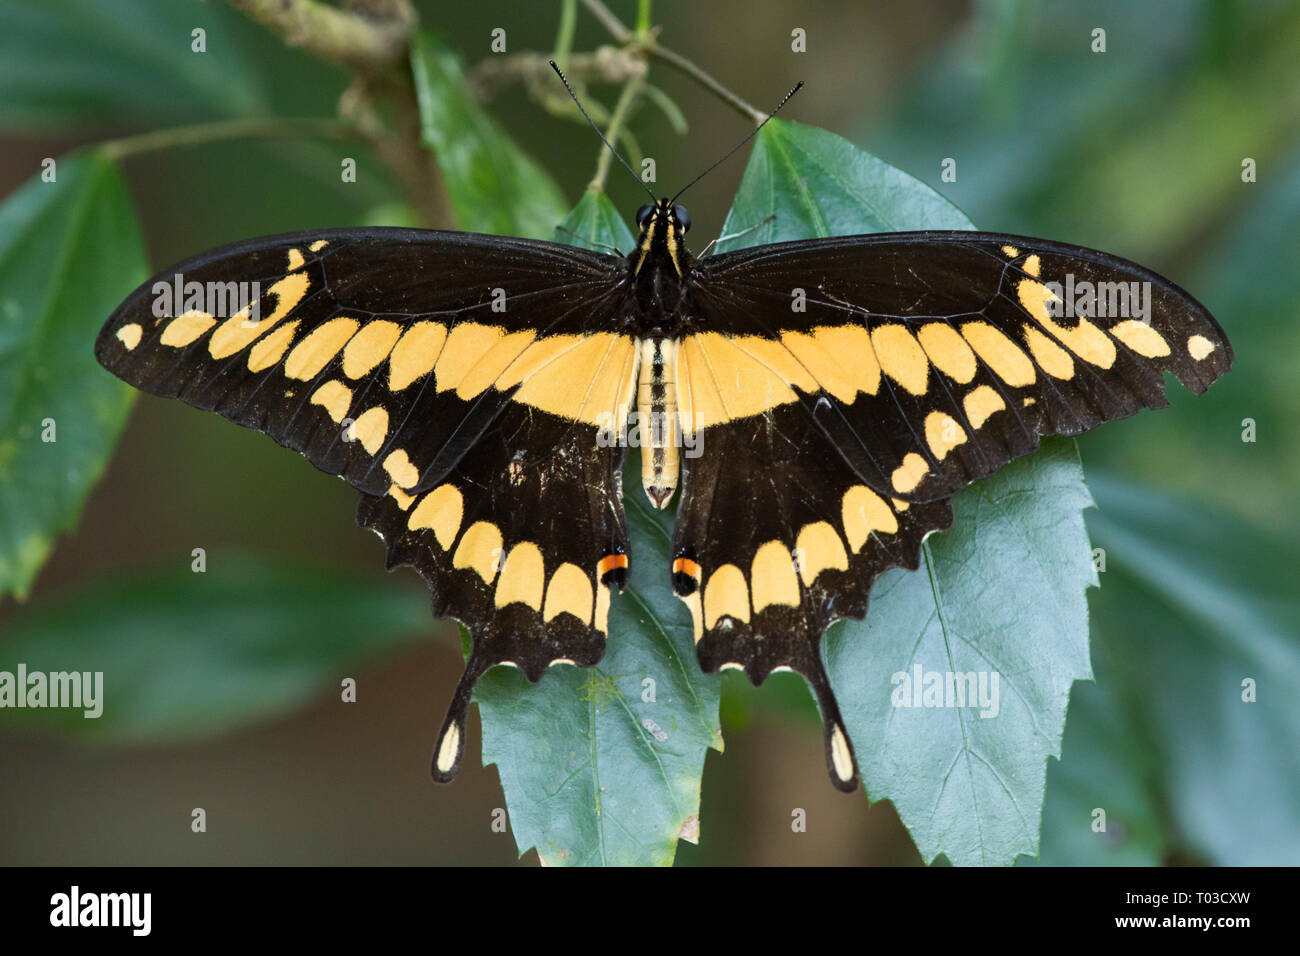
[95,80,1232,792]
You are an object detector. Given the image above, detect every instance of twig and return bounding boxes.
[224,0,415,74]
[591,73,646,192]
[578,0,765,123]
[644,43,765,124]
[223,0,449,227]
[99,118,363,161]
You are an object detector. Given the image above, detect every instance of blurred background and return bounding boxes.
[0,0,1296,865]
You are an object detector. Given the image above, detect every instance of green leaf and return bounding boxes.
[411,31,568,239]
[828,439,1095,866]
[474,198,721,867]
[1075,475,1300,865]
[721,119,1095,866]
[0,0,268,131]
[1027,668,1168,867]
[0,151,148,600]
[0,554,428,742]
[716,118,972,252]
[551,188,637,255]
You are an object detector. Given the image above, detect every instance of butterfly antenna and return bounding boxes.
[670,81,803,205]
[549,59,656,201]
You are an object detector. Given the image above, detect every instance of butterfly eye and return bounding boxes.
[635,203,655,229]
[673,204,691,233]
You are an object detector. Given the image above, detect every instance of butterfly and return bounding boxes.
[94,78,1232,792]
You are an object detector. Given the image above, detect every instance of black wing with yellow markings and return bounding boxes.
[95,228,639,781]
[95,213,1233,794]
[671,230,1232,790]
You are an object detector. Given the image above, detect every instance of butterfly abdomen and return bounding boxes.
[637,337,680,508]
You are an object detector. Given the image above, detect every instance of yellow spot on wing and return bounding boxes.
[1022,324,1075,380]
[382,449,419,489]
[209,272,311,359]
[388,485,415,510]
[779,327,878,404]
[891,452,929,495]
[872,324,930,395]
[347,406,389,454]
[409,483,463,549]
[811,325,880,396]
[309,239,328,252]
[677,332,798,432]
[495,542,545,610]
[750,541,800,613]
[452,521,503,584]
[388,321,447,391]
[1187,334,1216,360]
[830,724,855,783]
[1001,245,1019,258]
[795,522,849,587]
[1017,278,1116,368]
[310,380,351,422]
[679,589,704,644]
[963,384,1006,428]
[1110,320,1170,358]
[730,334,824,393]
[924,410,967,460]
[285,316,360,379]
[435,322,505,393]
[917,323,977,384]
[116,323,143,350]
[287,248,305,271]
[160,310,215,348]
[1023,254,1041,277]
[962,321,1036,386]
[342,320,403,379]
[594,579,612,633]
[510,333,638,427]
[841,485,898,553]
[455,330,537,399]
[543,563,593,625]
[246,319,300,372]
[434,722,459,775]
[704,564,750,627]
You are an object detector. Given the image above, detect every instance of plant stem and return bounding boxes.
[554,0,578,68]
[224,0,415,74]
[645,43,765,124]
[579,0,764,123]
[635,0,653,39]
[221,0,450,228]
[590,74,646,192]
[579,0,631,42]
[98,118,363,161]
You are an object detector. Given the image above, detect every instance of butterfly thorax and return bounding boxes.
[626,198,695,335]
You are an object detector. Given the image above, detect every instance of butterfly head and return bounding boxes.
[632,198,691,278]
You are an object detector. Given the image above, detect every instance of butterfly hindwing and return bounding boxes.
[688,232,1233,504]
[671,402,954,790]
[358,401,629,781]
